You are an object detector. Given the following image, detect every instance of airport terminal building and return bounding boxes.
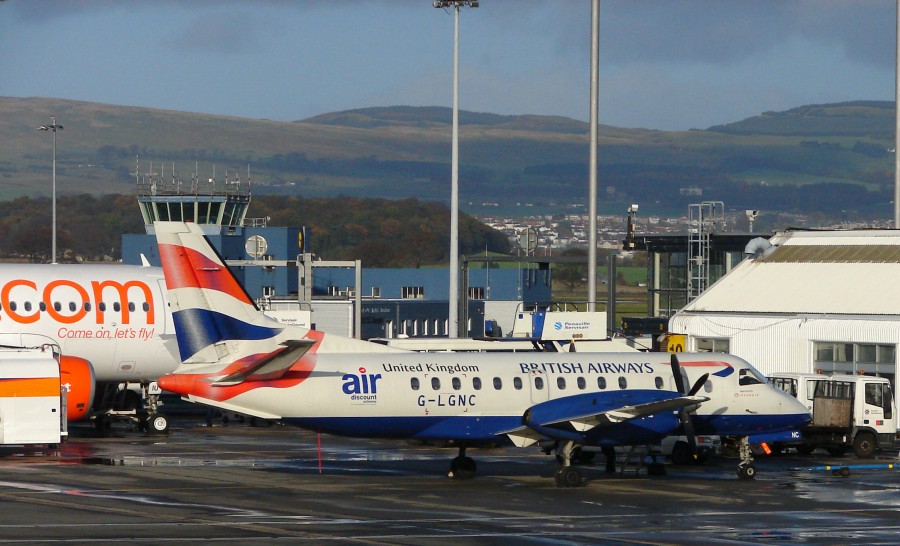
[669,230,900,402]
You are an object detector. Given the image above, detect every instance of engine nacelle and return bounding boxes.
[59,355,95,422]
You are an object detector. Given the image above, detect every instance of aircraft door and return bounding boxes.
[157,280,173,335]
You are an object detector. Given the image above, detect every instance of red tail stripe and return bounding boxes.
[159,243,253,305]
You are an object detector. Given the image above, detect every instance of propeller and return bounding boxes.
[670,354,709,461]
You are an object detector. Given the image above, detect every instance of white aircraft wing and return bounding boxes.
[211,339,316,386]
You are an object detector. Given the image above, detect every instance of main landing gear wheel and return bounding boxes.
[449,447,476,479]
[554,466,582,488]
[554,441,584,488]
[145,413,169,435]
[737,462,756,480]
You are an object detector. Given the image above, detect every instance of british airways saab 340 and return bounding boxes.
[155,221,810,487]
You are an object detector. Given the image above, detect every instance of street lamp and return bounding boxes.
[38,116,63,264]
[433,0,478,338]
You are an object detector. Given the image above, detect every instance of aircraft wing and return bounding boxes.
[211,339,316,386]
[548,395,709,432]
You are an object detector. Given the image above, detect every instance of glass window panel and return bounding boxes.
[878,345,895,364]
[857,344,877,364]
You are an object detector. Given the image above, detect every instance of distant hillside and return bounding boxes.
[708,101,894,138]
[304,106,588,134]
[1,97,894,218]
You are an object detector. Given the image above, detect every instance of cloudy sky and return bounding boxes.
[0,0,895,131]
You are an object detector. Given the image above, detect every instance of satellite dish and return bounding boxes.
[245,235,268,259]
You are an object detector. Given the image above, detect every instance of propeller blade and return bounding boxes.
[681,412,698,451]
[670,354,686,394]
[687,373,710,397]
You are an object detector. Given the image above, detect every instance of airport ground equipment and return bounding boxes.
[0,346,72,445]
[768,373,895,457]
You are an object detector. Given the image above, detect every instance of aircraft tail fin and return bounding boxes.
[155,221,286,364]
[154,221,401,371]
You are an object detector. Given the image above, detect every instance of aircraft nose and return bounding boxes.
[785,395,812,427]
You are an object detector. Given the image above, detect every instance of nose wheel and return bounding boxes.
[736,436,756,480]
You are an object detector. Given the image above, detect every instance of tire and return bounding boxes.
[737,463,756,480]
[450,456,476,479]
[555,466,582,488]
[669,441,693,466]
[146,414,169,435]
[852,432,876,458]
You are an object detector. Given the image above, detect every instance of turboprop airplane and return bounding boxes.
[154,221,811,486]
[0,262,178,432]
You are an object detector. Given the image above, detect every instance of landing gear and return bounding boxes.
[144,413,169,434]
[449,447,477,479]
[736,436,756,480]
[554,441,583,488]
[555,466,582,487]
[92,382,168,435]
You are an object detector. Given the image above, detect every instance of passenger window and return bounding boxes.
[9,301,16,312]
[618,376,627,389]
[24,302,32,312]
[53,302,61,312]
[113,302,121,312]
[655,376,664,389]
[513,377,523,390]
[473,377,482,390]
[431,377,441,390]
[98,302,106,312]
[69,302,77,312]
[597,377,606,390]
[84,302,92,312]
[704,380,713,393]
[410,377,420,391]
[142,302,150,312]
[38,302,46,312]
[557,377,566,390]
[493,377,502,390]
[535,377,544,390]
[128,302,136,312]
[577,377,586,390]
[452,377,461,391]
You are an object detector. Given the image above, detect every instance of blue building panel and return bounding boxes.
[122,228,550,311]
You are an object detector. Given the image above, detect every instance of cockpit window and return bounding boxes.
[739,368,766,386]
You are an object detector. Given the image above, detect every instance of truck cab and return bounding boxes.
[768,373,896,457]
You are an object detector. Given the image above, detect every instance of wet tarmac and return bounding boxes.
[0,419,899,544]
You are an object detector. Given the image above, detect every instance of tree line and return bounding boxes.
[0,194,511,265]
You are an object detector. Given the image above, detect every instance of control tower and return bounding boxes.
[133,160,251,235]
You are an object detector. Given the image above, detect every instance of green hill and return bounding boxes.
[2,97,895,218]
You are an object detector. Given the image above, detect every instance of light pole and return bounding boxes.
[434,0,477,337]
[588,0,599,312]
[38,116,63,264]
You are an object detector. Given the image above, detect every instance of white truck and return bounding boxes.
[767,373,896,457]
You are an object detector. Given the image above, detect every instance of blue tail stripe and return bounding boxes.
[173,308,284,361]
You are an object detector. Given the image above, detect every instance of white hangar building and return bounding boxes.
[669,229,900,397]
